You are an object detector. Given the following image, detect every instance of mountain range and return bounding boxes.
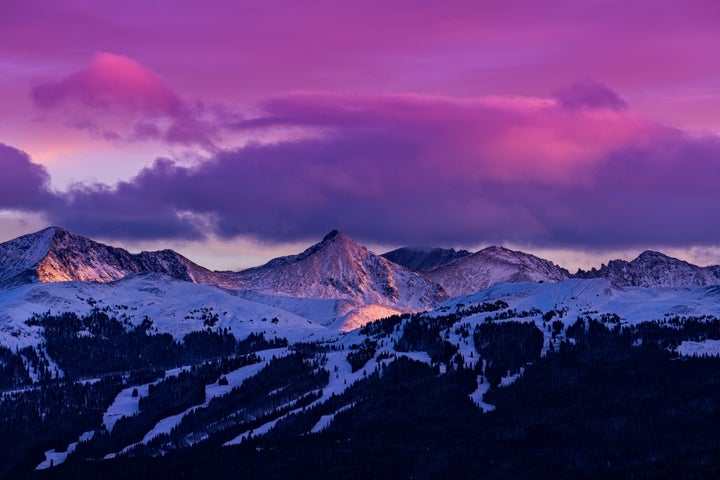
[575,250,720,287]
[0,227,446,333]
[3,226,720,301]
[2,225,720,341]
[3,227,720,478]
[236,230,445,308]
[423,245,571,297]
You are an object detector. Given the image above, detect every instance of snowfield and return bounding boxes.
[310,403,355,433]
[437,279,720,327]
[36,431,95,470]
[18,274,720,471]
[0,274,329,351]
[677,339,720,357]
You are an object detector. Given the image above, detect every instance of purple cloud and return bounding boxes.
[5,88,720,249]
[0,143,54,210]
[45,161,207,241]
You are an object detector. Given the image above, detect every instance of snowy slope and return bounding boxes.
[0,227,241,288]
[427,278,720,405]
[0,227,57,286]
[576,250,720,287]
[237,230,447,315]
[235,291,402,332]
[436,278,720,326]
[425,246,570,297]
[19,276,720,469]
[382,246,471,272]
[0,274,328,350]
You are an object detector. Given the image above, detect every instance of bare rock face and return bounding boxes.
[382,246,471,272]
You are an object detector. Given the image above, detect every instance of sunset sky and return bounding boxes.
[2,0,720,270]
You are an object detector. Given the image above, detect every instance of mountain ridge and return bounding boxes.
[236,230,448,317]
[3,227,720,299]
[0,226,233,287]
[423,245,571,297]
[0,227,447,329]
[575,249,720,287]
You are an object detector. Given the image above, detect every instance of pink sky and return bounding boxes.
[1,0,720,270]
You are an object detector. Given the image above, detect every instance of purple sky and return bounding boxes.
[2,0,720,270]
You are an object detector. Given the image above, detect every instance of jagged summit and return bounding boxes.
[250,230,357,270]
[237,230,447,311]
[577,250,720,287]
[322,229,342,241]
[638,250,666,258]
[425,245,571,297]
[382,246,471,272]
[42,225,66,235]
[0,226,221,287]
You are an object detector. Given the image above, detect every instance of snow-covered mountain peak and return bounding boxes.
[237,231,447,316]
[577,250,720,287]
[0,227,222,286]
[0,228,61,285]
[636,250,667,259]
[255,230,364,270]
[322,229,343,242]
[478,245,522,260]
[301,229,361,258]
[425,245,570,297]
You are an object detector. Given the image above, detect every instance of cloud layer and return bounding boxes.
[4,85,720,249]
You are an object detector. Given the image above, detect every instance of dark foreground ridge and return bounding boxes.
[20,315,720,480]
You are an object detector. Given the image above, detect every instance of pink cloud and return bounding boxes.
[243,90,658,185]
[30,53,237,148]
[5,0,720,179]
[32,52,181,115]
[6,1,719,123]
